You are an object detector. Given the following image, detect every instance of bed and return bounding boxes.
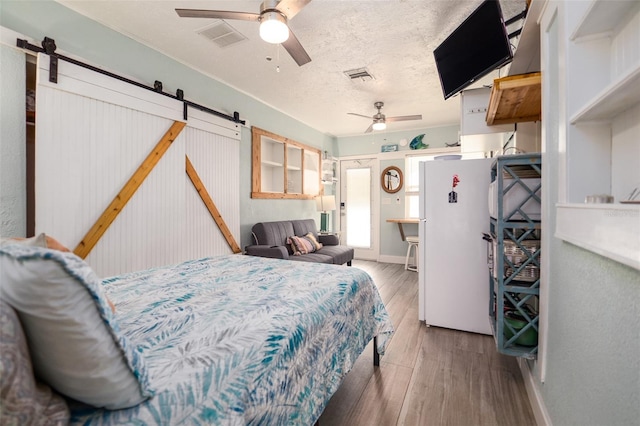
[0,241,393,425]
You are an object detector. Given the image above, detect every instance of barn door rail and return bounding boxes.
[16,37,245,125]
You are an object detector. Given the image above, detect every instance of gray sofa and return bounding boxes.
[245,219,354,266]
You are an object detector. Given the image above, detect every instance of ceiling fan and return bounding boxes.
[176,0,312,66]
[348,102,422,133]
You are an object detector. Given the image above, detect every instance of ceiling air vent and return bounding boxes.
[344,67,375,82]
[197,21,247,48]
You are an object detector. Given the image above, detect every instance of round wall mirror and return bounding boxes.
[381,166,403,193]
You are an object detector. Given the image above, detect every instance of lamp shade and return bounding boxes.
[316,195,336,212]
[259,12,289,44]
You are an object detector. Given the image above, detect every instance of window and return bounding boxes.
[404,154,432,218]
[405,152,485,217]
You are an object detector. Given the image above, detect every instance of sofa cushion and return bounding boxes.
[287,252,334,264]
[251,221,295,248]
[316,245,355,266]
[291,219,319,238]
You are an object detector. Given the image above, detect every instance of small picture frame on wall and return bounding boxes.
[381,144,398,153]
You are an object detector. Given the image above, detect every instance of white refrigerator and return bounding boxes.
[418,158,492,335]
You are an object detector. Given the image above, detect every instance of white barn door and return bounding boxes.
[34,53,241,277]
[183,109,241,262]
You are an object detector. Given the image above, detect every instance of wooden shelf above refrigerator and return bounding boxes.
[485,72,541,126]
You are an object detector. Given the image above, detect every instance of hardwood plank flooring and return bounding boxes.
[319,260,536,426]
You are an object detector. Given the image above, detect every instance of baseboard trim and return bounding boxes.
[517,358,552,426]
[376,255,406,265]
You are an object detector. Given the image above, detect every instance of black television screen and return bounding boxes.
[434,0,513,100]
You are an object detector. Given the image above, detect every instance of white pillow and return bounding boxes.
[0,233,47,247]
[0,244,152,409]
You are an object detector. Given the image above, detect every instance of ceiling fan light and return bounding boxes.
[372,121,386,131]
[260,12,289,44]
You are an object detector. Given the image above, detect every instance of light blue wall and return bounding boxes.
[338,126,458,157]
[0,0,336,249]
[378,158,416,257]
[543,244,640,425]
[337,125,458,258]
[0,44,26,237]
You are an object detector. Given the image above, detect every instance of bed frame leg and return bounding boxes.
[373,336,380,367]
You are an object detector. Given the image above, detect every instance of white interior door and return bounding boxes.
[340,158,378,260]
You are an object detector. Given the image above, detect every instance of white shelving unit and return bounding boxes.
[556,204,640,270]
[303,150,320,195]
[321,156,338,185]
[570,0,639,40]
[287,145,302,194]
[260,137,284,193]
[570,65,640,123]
[251,126,323,199]
[550,0,640,270]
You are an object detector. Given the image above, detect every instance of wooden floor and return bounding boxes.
[318,260,536,426]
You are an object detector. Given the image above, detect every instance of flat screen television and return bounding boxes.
[434,0,513,100]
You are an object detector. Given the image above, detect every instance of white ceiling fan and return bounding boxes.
[348,101,422,133]
[176,0,312,66]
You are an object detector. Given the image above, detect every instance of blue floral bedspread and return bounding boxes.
[70,255,393,425]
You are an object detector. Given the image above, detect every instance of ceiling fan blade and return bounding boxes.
[175,9,260,22]
[281,30,311,66]
[386,114,423,122]
[364,123,373,133]
[275,0,312,19]
[347,112,372,119]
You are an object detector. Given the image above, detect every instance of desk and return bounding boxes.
[386,218,419,241]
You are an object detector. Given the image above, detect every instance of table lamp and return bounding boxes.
[315,195,336,233]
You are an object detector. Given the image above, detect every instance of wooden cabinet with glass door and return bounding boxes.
[251,127,322,199]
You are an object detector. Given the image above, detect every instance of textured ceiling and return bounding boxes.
[57,0,528,137]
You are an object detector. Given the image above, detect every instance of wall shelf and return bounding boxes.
[571,0,639,40]
[554,0,640,261]
[486,72,541,126]
[570,64,640,124]
[555,203,640,270]
[321,157,338,185]
[252,126,321,199]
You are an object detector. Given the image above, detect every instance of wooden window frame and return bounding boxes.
[251,126,322,199]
